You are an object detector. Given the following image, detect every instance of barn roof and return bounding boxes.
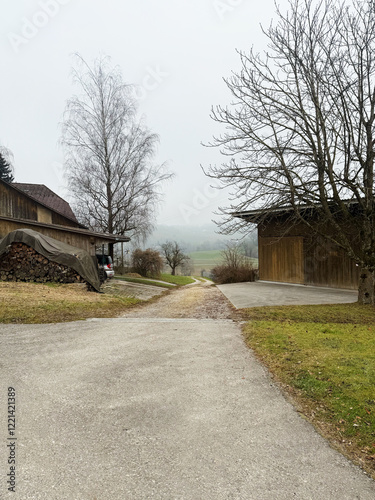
[1,179,131,244]
[13,183,78,223]
[233,200,362,224]
[233,205,297,224]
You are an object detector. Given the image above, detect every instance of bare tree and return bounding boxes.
[62,55,173,256]
[131,248,163,278]
[242,235,258,259]
[211,243,257,284]
[161,241,189,275]
[205,0,375,304]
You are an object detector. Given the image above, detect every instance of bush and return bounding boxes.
[211,264,257,284]
[131,248,163,278]
[211,244,258,284]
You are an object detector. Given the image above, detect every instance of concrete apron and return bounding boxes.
[1,318,374,499]
[217,281,358,309]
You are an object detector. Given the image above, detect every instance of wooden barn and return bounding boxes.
[234,206,360,290]
[0,179,129,255]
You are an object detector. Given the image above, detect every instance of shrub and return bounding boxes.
[211,244,258,284]
[131,248,163,278]
[211,264,257,284]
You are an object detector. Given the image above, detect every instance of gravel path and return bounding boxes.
[122,279,237,319]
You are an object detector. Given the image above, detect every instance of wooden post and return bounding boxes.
[121,242,124,274]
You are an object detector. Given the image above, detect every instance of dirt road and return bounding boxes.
[122,279,237,319]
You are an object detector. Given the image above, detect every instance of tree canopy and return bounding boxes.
[62,55,172,254]
[0,148,14,183]
[161,241,189,276]
[205,0,375,303]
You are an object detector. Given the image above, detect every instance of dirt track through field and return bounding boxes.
[122,280,237,319]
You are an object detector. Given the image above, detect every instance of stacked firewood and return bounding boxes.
[0,242,85,285]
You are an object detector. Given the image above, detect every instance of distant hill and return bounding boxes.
[143,223,249,252]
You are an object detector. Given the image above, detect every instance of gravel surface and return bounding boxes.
[102,279,168,301]
[121,280,237,319]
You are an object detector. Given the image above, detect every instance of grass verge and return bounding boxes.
[242,303,375,477]
[159,274,195,285]
[115,274,195,287]
[114,276,174,288]
[0,282,140,324]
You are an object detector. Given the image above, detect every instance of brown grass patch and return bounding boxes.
[0,282,140,324]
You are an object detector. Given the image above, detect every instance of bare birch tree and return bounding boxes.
[62,55,172,256]
[205,0,375,304]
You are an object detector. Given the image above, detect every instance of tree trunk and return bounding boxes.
[358,268,375,305]
[171,267,176,276]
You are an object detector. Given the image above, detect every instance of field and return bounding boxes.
[188,250,224,275]
[189,250,259,276]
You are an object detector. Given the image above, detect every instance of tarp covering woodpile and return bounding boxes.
[0,228,101,291]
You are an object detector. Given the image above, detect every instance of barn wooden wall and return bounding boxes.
[304,236,359,289]
[258,217,360,289]
[0,182,37,221]
[0,219,96,255]
[259,236,304,284]
[0,182,81,228]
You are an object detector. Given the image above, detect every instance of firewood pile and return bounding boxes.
[0,242,86,285]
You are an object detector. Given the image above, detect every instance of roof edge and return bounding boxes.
[0,215,130,243]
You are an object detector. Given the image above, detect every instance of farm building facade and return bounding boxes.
[234,207,360,290]
[0,179,129,254]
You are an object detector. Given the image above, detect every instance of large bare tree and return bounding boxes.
[62,55,172,256]
[205,0,375,304]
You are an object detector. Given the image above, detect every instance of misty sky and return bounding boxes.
[1,0,289,228]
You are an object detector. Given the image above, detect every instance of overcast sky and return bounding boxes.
[1,0,289,228]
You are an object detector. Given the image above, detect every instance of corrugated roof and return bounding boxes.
[13,183,78,223]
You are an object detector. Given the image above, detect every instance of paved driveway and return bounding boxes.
[217,281,358,308]
[1,317,374,499]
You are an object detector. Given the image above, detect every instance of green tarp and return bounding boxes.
[0,228,100,291]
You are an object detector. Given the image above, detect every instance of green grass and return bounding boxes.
[115,274,195,287]
[242,303,375,324]
[188,250,223,273]
[242,303,375,476]
[189,250,258,274]
[114,276,174,288]
[159,273,195,285]
[189,250,224,261]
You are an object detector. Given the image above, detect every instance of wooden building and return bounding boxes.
[0,179,129,254]
[234,207,360,290]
